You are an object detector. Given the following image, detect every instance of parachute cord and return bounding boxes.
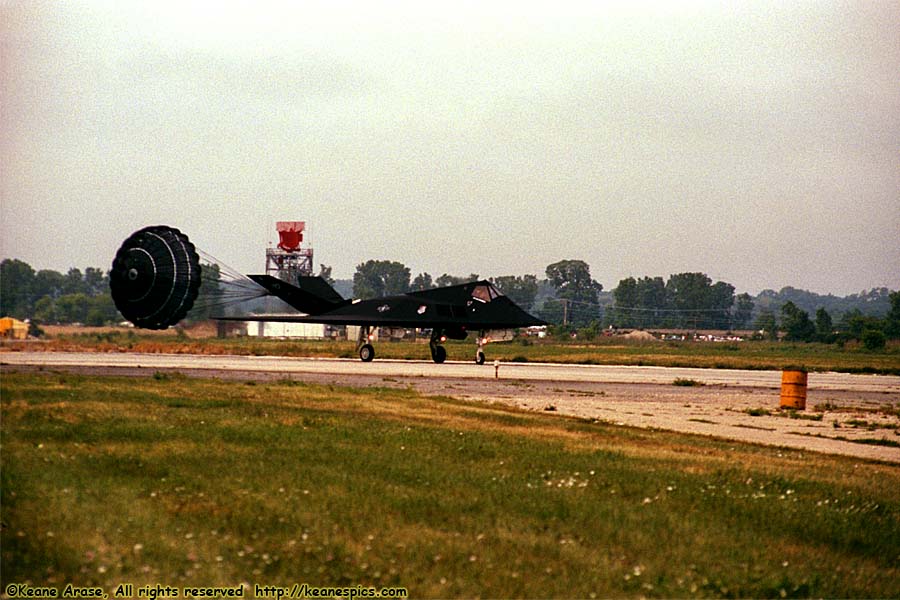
[197,250,253,284]
[187,249,269,318]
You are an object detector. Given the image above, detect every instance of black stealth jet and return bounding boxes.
[225,275,546,363]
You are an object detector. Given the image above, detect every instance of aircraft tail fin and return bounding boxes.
[248,274,345,315]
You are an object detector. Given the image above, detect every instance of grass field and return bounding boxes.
[2,372,899,598]
[13,328,900,375]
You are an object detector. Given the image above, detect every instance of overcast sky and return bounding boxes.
[2,0,898,296]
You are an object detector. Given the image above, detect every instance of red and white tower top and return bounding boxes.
[276,221,305,252]
[267,221,313,282]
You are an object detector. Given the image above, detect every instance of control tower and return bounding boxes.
[266,221,313,283]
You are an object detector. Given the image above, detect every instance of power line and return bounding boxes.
[610,305,736,313]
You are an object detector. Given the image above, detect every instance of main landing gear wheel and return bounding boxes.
[359,343,375,362]
[475,350,486,365]
[431,345,447,364]
[429,329,447,364]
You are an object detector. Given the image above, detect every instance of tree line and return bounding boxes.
[349,258,899,346]
[609,273,754,330]
[0,258,231,328]
[0,259,119,326]
[350,258,601,327]
[2,256,897,348]
[754,297,900,349]
[352,261,751,330]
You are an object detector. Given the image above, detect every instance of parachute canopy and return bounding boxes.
[110,226,202,329]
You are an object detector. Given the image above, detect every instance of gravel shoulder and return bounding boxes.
[4,353,899,463]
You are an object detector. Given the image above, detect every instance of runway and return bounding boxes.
[4,351,900,463]
[3,351,899,393]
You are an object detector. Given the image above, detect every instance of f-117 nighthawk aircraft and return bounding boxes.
[231,273,545,363]
[109,225,545,364]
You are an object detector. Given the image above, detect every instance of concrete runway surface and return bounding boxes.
[3,351,900,462]
[4,351,899,391]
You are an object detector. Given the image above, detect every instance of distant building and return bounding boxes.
[242,319,331,339]
[0,317,28,339]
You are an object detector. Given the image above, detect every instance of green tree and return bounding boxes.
[612,276,667,328]
[539,300,565,327]
[435,273,479,288]
[755,310,778,340]
[56,293,89,323]
[353,260,410,299]
[665,272,712,328]
[61,268,86,295]
[85,294,118,326]
[542,260,601,326]
[490,275,539,311]
[837,309,882,340]
[0,258,36,318]
[861,329,886,351]
[33,269,65,300]
[84,267,107,296]
[545,260,597,295]
[33,296,58,323]
[411,273,434,291]
[885,291,900,338]
[611,277,638,327]
[663,273,734,329]
[733,293,755,329]
[709,281,736,329]
[781,301,815,342]
[636,276,667,327]
[815,308,835,343]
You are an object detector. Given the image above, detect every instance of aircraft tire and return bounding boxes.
[431,345,447,364]
[476,350,486,365]
[359,344,375,362]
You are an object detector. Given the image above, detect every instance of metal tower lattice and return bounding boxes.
[265,221,313,283]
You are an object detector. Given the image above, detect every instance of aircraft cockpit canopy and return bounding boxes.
[471,283,503,303]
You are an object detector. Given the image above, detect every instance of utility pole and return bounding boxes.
[562,299,568,326]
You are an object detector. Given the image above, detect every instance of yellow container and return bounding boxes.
[780,370,807,410]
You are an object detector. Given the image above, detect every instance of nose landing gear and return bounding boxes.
[475,331,488,365]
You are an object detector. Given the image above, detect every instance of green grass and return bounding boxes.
[673,378,705,387]
[785,411,824,422]
[746,408,773,417]
[20,332,900,374]
[2,373,899,598]
[840,437,900,448]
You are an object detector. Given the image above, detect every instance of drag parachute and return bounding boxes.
[110,226,202,329]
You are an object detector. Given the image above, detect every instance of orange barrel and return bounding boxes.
[780,370,807,410]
